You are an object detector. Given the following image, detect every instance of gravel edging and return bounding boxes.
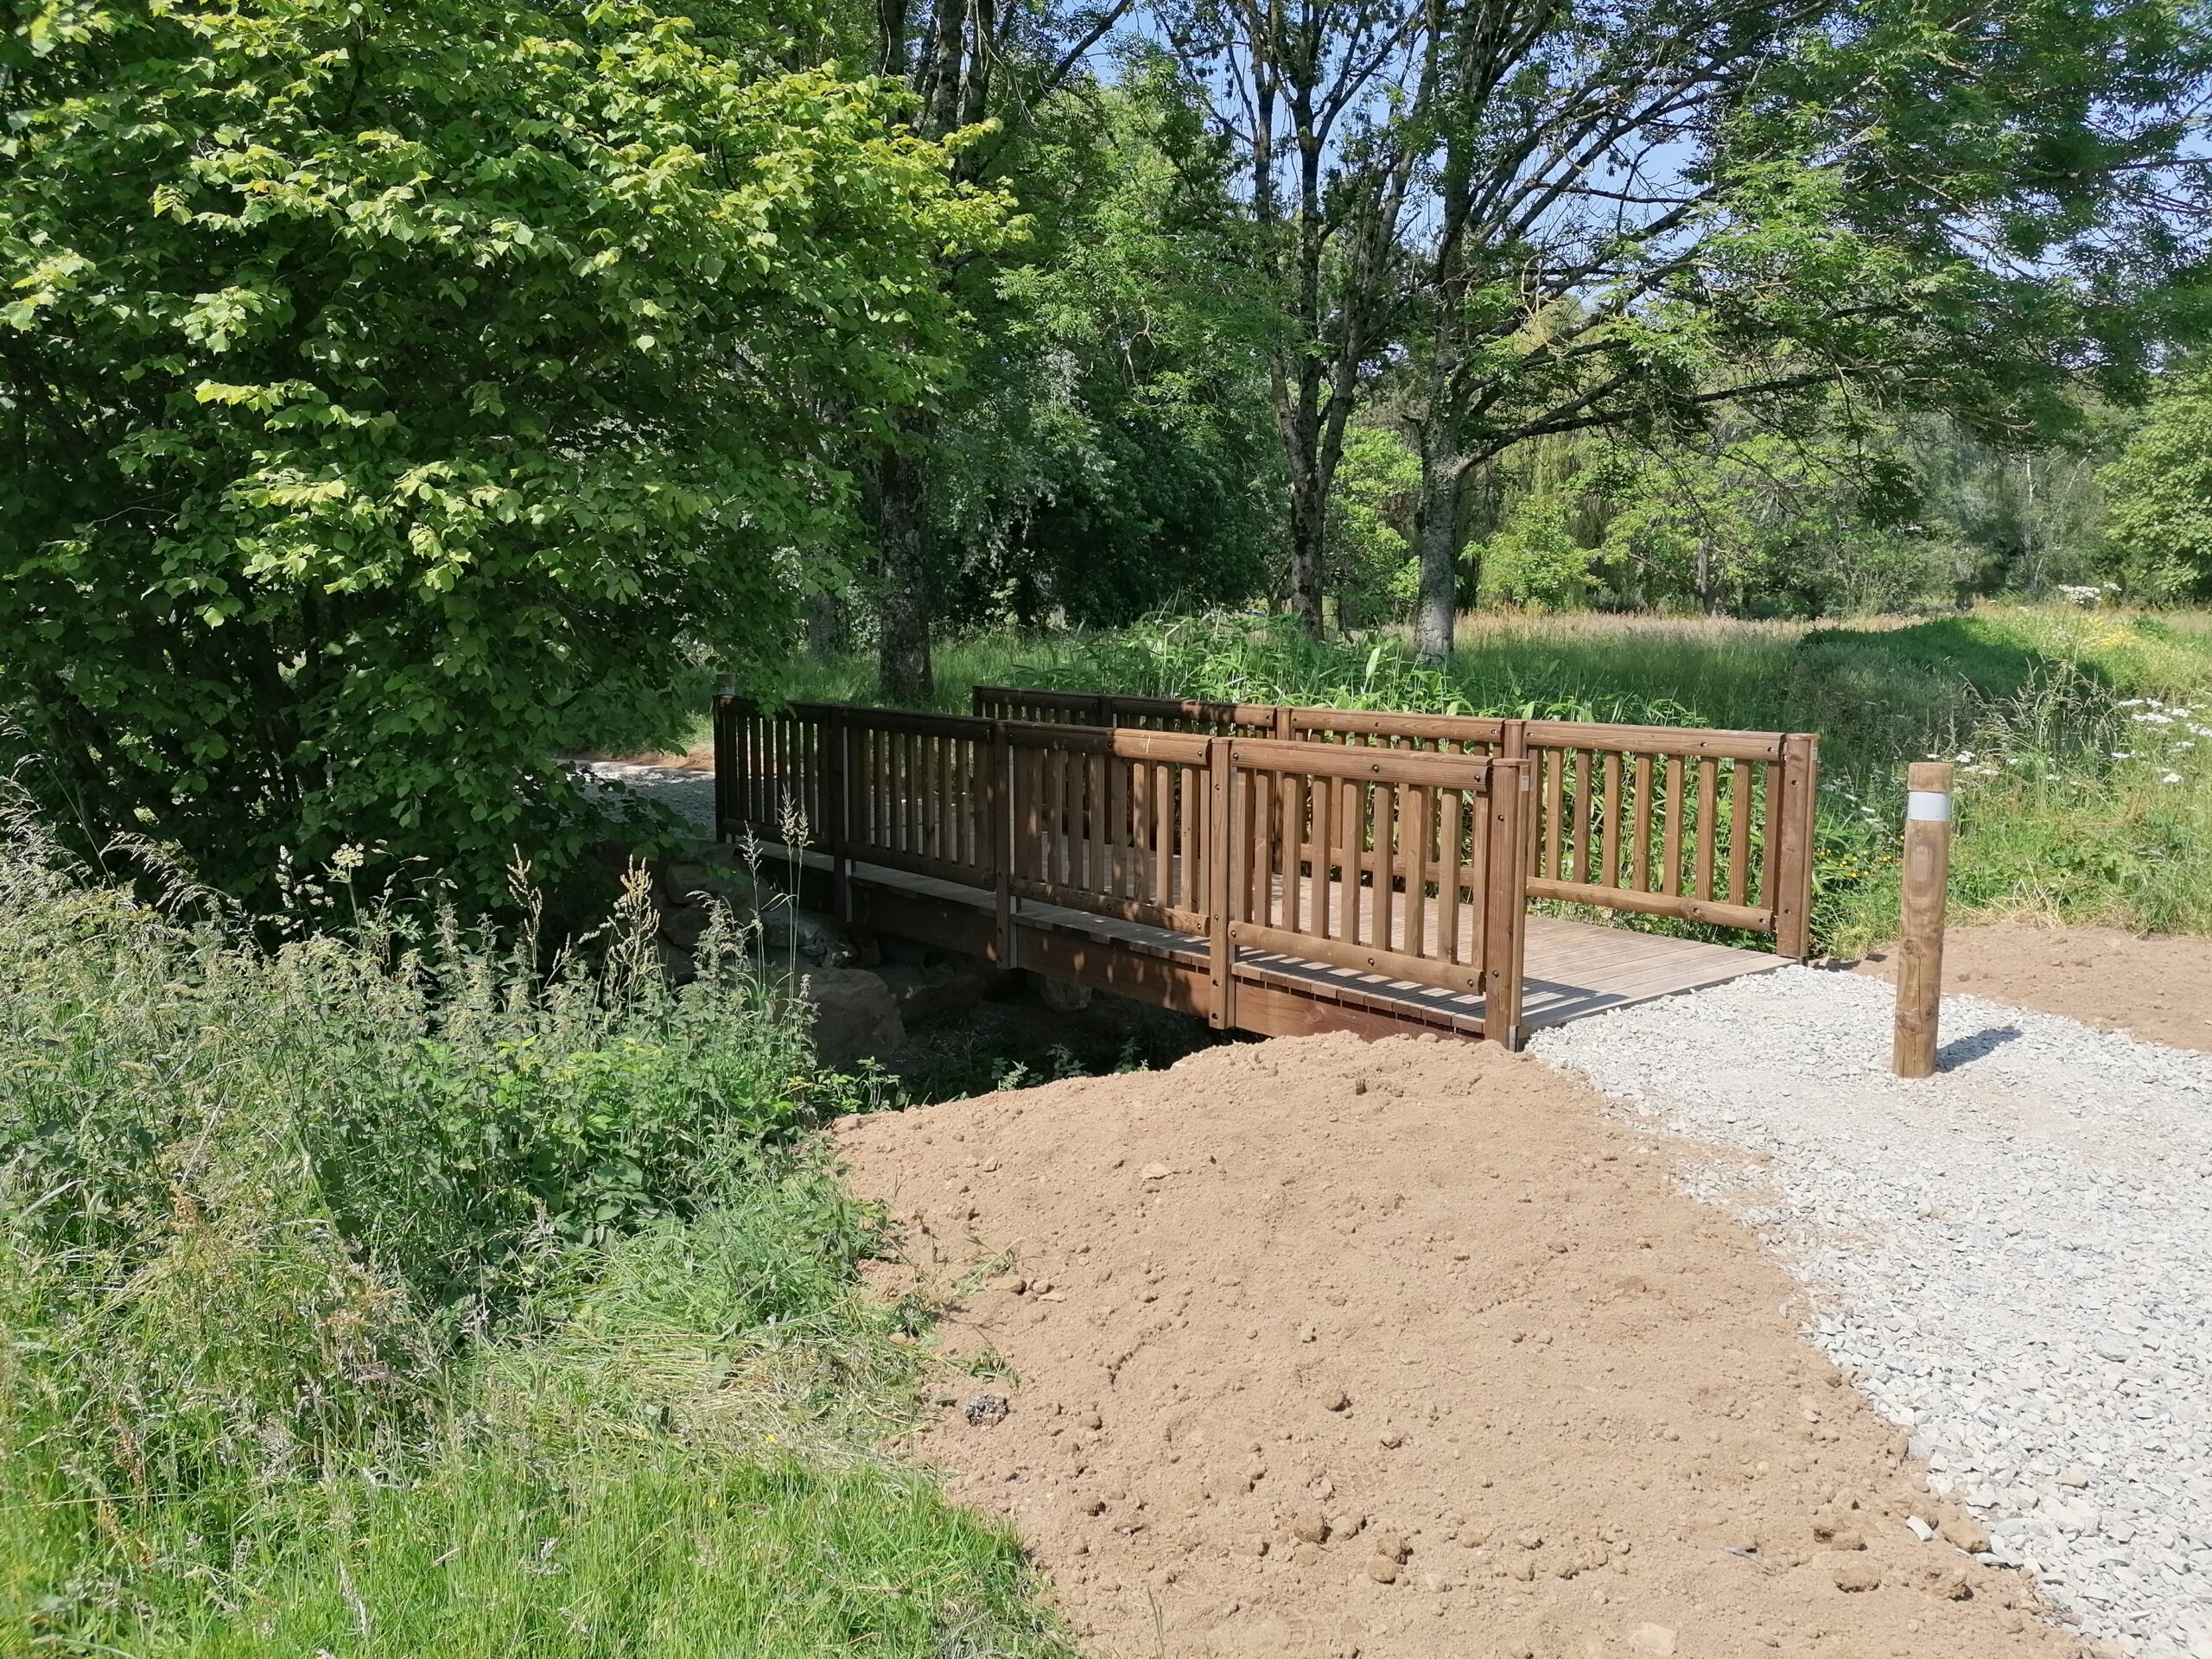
[1531,967,2212,1659]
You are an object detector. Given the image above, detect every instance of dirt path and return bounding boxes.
[838,1035,2076,1659]
[1850,923,2212,1054]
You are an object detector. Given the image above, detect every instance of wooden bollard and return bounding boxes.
[1892,760,1955,1077]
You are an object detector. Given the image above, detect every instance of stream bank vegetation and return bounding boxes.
[0,811,1071,1656]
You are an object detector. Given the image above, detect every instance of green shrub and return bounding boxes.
[0,812,1071,1656]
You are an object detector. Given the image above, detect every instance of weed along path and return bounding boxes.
[837,1034,2076,1659]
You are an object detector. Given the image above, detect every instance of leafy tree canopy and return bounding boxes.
[0,0,1003,906]
[2103,354,2212,599]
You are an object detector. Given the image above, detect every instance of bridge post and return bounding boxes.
[827,708,853,922]
[988,721,1015,967]
[712,689,738,844]
[1205,736,1236,1031]
[1771,733,1820,958]
[1482,757,1531,1049]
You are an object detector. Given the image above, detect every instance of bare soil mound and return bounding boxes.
[1852,923,2212,1053]
[837,1034,2078,1659]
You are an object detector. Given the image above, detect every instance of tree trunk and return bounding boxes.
[875,444,933,702]
[1412,442,1465,662]
[1287,460,1327,637]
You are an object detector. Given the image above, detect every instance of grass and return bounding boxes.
[0,808,1071,1658]
[747,605,2212,952]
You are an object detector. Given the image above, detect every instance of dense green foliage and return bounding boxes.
[2103,357,2212,600]
[0,820,1069,1655]
[911,81,1279,633]
[0,0,999,907]
[5,0,2209,902]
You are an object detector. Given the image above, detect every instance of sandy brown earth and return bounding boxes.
[838,1034,2082,1659]
[1850,923,2212,1053]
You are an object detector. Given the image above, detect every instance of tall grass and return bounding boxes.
[759,606,2212,951]
[0,811,1069,1656]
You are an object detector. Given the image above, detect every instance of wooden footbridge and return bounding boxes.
[713,688,1819,1049]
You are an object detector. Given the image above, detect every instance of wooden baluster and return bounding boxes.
[1038,745,1057,883]
[831,712,854,917]
[1109,751,1130,897]
[1314,768,1336,940]
[1285,773,1306,933]
[911,729,925,857]
[1571,749,1593,887]
[1601,752,1624,891]
[939,733,956,864]
[1029,744,1046,880]
[921,730,936,859]
[1631,754,1654,892]
[881,728,896,853]
[1408,784,1430,957]
[1243,766,1265,925]
[1541,748,1564,881]
[1367,781,1389,950]
[1727,758,1752,907]
[1662,755,1686,895]
[1089,750,1110,893]
[988,725,1012,962]
[1254,769,1276,927]
[1206,739,1234,1029]
[1695,755,1719,901]
[1154,762,1173,912]
[1440,789,1464,963]
[1176,760,1197,911]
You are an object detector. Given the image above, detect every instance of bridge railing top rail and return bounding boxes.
[967,684,1817,954]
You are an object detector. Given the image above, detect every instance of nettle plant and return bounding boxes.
[0,0,1007,911]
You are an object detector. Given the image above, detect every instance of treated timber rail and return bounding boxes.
[714,692,1818,1049]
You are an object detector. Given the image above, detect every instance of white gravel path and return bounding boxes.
[570,759,715,832]
[1531,967,2212,1659]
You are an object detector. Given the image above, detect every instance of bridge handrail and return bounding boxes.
[710,696,1531,1043]
[970,684,1817,955]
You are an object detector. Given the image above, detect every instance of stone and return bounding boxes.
[963,1393,1010,1427]
[1630,1624,1678,1657]
[657,857,760,911]
[657,898,715,953]
[1942,1515,1990,1554]
[1830,1555,1882,1592]
[1292,1512,1332,1545]
[798,969,904,1068]
[1924,1565,1973,1600]
[874,959,987,1025]
[1372,1531,1411,1564]
[1366,1558,1400,1584]
[1905,1516,1937,1542]
[1320,1388,1351,1412]
[1034,974,1094,1013]
[760,901,862,967]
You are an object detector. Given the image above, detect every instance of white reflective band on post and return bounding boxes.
[1906,790,1952,823]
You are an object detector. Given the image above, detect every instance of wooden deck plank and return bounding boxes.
[760,846,1784,1039]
